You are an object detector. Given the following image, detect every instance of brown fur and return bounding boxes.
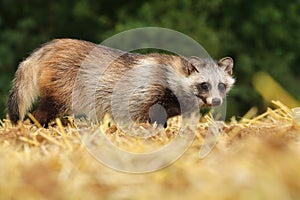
[7,38,234,126]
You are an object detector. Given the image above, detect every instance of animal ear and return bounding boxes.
[184,56,202,76]
[218,57,234,75]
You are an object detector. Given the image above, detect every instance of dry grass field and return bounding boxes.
[0,100,300,200]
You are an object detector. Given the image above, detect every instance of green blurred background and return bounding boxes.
[0,0,299,120]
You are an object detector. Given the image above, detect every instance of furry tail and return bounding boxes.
[7,58,41,124]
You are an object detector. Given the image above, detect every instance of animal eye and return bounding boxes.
[200,82,210,91]
[218,83,226,92]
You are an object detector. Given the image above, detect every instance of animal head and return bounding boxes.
[183,56,235,107]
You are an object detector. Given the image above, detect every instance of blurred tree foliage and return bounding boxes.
[0,0,299,119]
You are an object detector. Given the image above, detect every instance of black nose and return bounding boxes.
[212,98,221,106]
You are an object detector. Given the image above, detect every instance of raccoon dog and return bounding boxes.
[7,38,235,126]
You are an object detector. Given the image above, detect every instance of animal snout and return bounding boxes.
[212,98,221,106]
